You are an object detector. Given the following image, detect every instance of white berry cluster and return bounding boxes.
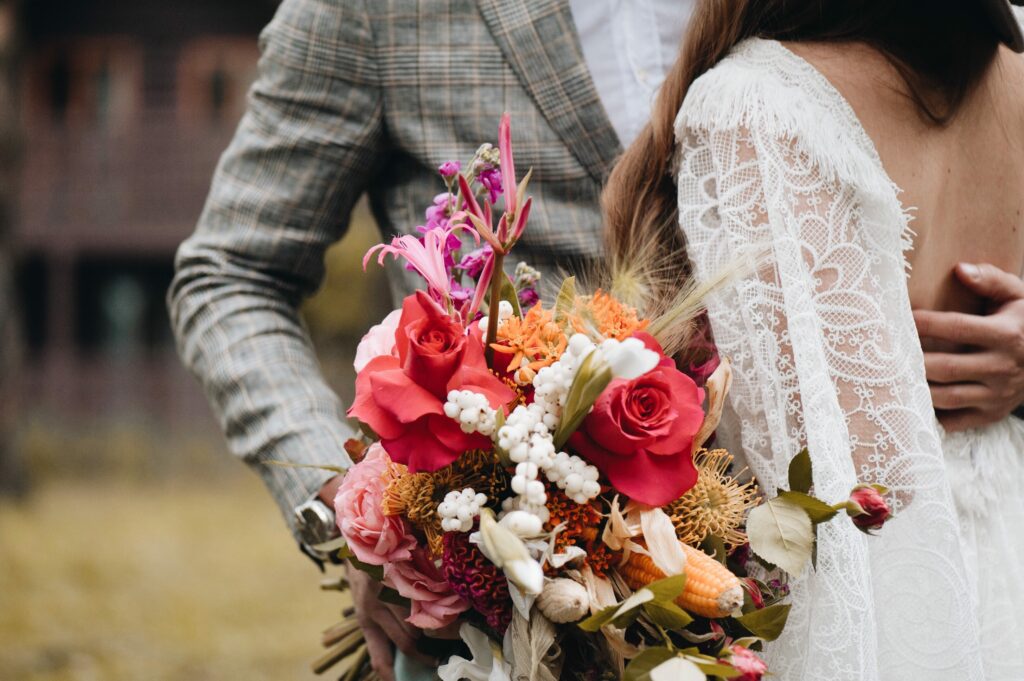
[477,299,515,333]
[495,334,604,517]
[443,389,498,436]
[546,451,602,503]
[438,488,489,533]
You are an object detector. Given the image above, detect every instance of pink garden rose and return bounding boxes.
[333,444,415,566]
[385,546,470,629]
[348,291,516,472]
[353,309,401,373]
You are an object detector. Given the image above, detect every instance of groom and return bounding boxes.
[169,0,1024,678]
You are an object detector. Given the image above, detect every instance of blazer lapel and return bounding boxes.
[478,0,622,183]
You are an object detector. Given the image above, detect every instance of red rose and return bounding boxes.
[568,352,705,506]
[348,291,516,472]
[848,485,892,533]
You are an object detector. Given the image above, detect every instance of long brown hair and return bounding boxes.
[604,0,1002,301]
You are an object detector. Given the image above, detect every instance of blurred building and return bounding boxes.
[12,1,280,459]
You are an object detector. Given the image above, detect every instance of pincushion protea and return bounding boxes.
[664,449,760,550]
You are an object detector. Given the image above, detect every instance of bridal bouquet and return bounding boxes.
[311,115,891,681]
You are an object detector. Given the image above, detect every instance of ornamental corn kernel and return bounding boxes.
[620,542,744,619]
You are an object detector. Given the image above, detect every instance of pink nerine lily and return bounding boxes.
[364,224,476,303]
[498,112,517,222]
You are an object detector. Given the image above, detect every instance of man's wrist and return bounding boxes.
[293,493,344,565]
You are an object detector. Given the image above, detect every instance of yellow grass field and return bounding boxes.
[0,475,349,680]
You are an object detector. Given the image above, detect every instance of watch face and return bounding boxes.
[296,501,340,545]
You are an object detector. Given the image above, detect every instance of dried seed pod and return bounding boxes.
[536,578,590,623]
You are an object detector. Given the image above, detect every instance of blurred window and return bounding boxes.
[177,37,258,126]
[26,37,142,128]
[74,256,175,357]
[15,253,49,356]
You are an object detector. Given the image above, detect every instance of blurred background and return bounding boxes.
[0,1,391,678]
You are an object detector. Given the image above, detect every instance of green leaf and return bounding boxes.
[684,655,742,678]
[746,496,814,576]
[777,490,839,524]
[498,272,522,318]
[645,573,688,604]
[643,601,694,629]
[624,648,676,681]
[378,587,411,608]
[578,603,619,633]
[345,555,384,582]
[610,589,655,629]
[554,276,577,323]
[787,448,812,494]
[552,351,613,448]
[701,534,728,566]
[735,603,792,641]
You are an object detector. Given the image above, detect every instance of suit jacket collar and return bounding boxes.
[478,0,622,183]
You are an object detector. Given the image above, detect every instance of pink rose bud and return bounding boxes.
[724,645,767,681]
[847,484,892,533]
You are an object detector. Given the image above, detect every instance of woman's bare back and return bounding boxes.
[786,42,1024,329]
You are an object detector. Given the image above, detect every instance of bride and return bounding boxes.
[604,1,1024,679]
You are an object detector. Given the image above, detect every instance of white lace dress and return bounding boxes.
[675,29,1024,681]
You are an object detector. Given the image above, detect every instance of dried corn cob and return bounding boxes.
[620,542,743,618]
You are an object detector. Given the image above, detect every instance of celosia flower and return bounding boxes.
[438,160,461,178]
[348,292,516,471]
[333,444,416,566]
[384,546,470,629]
[442,529,513,632]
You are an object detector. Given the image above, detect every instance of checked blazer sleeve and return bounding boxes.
[168,0,385,535]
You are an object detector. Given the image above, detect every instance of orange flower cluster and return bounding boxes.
[492,304,568,384]
[571,290,648,341]
[544,486,620,574]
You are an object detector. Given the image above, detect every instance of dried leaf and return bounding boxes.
[746,496,814,576]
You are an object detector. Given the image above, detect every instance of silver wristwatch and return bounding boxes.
[294,498,343,564]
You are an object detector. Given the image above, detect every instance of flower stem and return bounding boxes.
[484,251,505,367]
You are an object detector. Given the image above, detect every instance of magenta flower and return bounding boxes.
[424,193,454,231]
[438,160,461,178]
[478,167,502,204]
[518,287,540,308]
[457,245,493,280]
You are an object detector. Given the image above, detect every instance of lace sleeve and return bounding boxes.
[675,56,984,678]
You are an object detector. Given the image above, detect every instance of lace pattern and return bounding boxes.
[674,38,999,680]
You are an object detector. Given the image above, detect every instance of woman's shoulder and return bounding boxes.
[675,38,890,195]
[677,38,841,137]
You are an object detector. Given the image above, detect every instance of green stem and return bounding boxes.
[484,251,505,367]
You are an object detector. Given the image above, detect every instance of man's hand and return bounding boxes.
[346,566,429,681]
[320,477,434,681]
[915,263,1024,432]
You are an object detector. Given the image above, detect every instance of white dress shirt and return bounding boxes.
[569,0,695,147]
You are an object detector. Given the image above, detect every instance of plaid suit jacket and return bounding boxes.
[168,0,623,536]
